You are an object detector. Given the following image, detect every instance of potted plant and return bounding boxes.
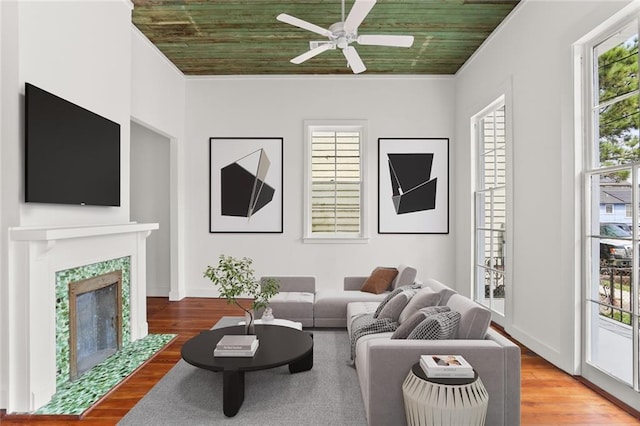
[203,254,279,334]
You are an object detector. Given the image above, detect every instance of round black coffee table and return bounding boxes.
[181,324,313,417]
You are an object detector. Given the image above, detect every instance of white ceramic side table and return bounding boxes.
[402,363,489,426]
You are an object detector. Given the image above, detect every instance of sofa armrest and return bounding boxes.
[344,276,367,291]
[359,330,520,426]
[260,276,315,293]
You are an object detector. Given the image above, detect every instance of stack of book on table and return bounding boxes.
[214,335,259,357]
[419,354,474,378]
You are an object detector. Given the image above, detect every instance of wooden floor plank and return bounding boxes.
[1,297,639,425]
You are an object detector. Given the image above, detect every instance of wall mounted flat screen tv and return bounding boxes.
[25,82,121,206]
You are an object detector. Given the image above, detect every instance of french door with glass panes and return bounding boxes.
[584,18,640,393]
[474,98,509,319]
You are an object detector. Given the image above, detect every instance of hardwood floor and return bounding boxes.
[2,297,639,425]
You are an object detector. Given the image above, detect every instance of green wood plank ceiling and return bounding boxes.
[132,0,520,75]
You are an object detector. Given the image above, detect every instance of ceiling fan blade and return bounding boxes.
[343,46,366,74]
[357,34,414,48]
[277,13,332,37]
[291,43,334,64]
[344,0,376,33]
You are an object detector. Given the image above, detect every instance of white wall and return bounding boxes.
[130,27,185,138]
[17,0,133,226]
[0,0,23,410]
[454,0,631,374]
[184,76,456,295]
[0,0,8,410]
[131,121,171,296]
[130,26,186,300]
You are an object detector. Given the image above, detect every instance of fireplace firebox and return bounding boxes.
[68,270,123,381]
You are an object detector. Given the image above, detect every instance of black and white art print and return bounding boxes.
[209,137,283,233]
[378,138,449,234]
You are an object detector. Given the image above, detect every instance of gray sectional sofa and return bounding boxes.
[261,264,419,328]
[260,271,521,426]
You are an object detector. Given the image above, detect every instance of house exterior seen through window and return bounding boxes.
[473,99,507,317]
[304,121,367,241]
[583,18,640,390]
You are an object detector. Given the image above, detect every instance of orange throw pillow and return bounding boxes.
[361,267,399,294]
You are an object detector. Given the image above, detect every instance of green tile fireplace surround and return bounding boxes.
[32,256,175,415]
[55,256,132,388]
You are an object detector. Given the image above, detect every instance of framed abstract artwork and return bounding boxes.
[209,137,283,233]
[378,138,449,234]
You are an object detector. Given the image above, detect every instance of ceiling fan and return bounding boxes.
[276,0,414,74]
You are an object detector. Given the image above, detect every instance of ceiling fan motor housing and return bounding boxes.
[328,22,356,49]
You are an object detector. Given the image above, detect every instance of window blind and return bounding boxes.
[311,130,361,234]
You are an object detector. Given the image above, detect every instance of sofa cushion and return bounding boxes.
[407,310,461,340]
[347,302,379,336]
[264,291,315,328]
[391,264,418,289]
[314,290,388,328]
[391,306,451,339]
[361,267,398,294]
[377,289,416,322]
[398,287,441,324]
[268,291,314,304]
[445,294,492,339]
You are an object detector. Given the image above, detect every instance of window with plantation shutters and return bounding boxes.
[304,121,368,241]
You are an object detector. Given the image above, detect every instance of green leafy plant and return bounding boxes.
[203,255,279,332]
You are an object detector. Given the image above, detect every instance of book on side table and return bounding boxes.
[420,354,474,378]
[214,335,259,357]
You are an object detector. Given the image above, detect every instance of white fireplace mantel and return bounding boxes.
[10,222,158,241]
[5,222,158,413]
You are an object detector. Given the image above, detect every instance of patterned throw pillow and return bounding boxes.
[406,311,461,340]
[377,289,416,322]
[373,284,421,318]
[391,306,451,339]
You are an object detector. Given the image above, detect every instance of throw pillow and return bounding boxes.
[377,289,416,322]
[391,264,418,290]
[407,311,461,340]
[373,287,403,318]
[391,306,451,339]
[373,283,422,318]
[361,267,398,294]
[397,287,442,324]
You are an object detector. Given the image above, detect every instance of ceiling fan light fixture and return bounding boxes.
[309,41,335,50]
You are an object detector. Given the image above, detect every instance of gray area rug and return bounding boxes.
[118,329,367,426]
